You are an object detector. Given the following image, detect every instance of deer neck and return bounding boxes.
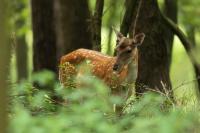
[126,51,138,84]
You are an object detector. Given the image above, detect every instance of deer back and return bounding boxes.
[59,49,129,88]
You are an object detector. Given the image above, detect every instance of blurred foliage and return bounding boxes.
[10,0,31,36]
[170,37,198,101]
[179,0,200,29]
[9,0,32,83]
[9,71,200,133]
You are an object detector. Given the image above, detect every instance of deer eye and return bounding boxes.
[119,45,126,49]
[126,49,132,53]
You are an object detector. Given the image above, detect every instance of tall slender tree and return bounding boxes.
[13,1,28,81]
[54,0,92,59]
[120,0,138,36]
[0,0,11,132]
[31,0,57,73]
[91,0,104,51]
[163,0,178,64]
[106,0,118,55]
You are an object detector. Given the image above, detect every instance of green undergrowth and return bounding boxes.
[9,70,200,133]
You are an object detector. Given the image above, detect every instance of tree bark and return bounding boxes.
[54,0,92,59]
[0,0,10,132]
[31,0,57,73]
[163,0,178,65]
[16,36,28,81]
[132,0,173,97]
[120,0,137,36]
[164,0,177,24]
[92,0,104,51]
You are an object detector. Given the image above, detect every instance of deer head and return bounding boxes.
[112,28,145,73]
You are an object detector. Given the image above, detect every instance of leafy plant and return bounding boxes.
[9,70,200,133]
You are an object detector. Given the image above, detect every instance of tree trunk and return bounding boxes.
[13,1,28,81]
[16,36,28,81]
[54,0,92,59]
[163,0,178,65]
[0,0,10,132]
[120,0,137,36]
[31,0,57,73]
[92,0,104,51]
[106,0,117,55]
[132,0,173,97]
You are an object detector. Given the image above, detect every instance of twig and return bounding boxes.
[132,0,143,37]
[173,78,200,91]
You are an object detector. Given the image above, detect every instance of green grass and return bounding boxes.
[171,36,198,103]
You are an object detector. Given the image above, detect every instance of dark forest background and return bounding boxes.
[1,0,200,132]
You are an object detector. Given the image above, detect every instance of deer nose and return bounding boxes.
[113,64,119,71]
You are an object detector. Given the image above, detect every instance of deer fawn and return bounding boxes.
[59,28,145,112]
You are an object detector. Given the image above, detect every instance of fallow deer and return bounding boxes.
[59,29,145,113]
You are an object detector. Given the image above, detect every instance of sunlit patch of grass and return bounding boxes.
[170,36,198,102]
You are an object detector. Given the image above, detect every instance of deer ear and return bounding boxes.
[112,26,124,41]
[134,33,145,46]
